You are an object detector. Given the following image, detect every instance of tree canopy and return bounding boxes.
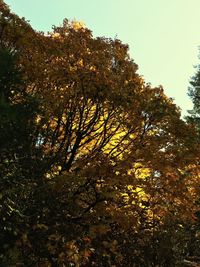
[0,1,200,266]
[187,58,200,137]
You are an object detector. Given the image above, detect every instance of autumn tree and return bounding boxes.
[0,1,199,266]
[0,3,42,264]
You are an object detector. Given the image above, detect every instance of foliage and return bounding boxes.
[183,50,200,266]
[187,61,200,132]
[0,1,200,266]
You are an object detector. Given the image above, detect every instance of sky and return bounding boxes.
[5,0,200,116]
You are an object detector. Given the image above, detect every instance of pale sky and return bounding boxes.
[5,0,200,116]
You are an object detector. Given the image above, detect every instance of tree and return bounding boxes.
[0,1,199,266]
[182,51,200,266]
[187,65,200,140]
[0,3,41,264]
